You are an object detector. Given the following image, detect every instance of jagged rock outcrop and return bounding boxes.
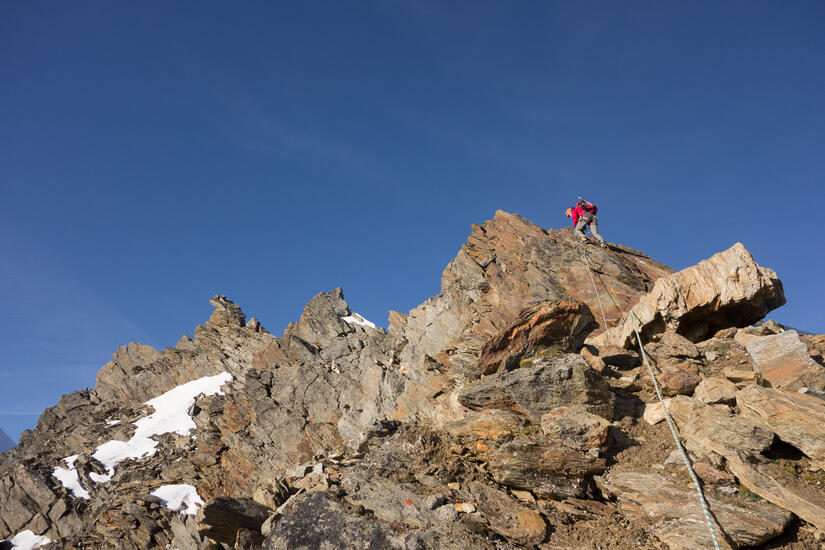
[392,210,673,376]
[590,242,785,347]
[2,210,823,550]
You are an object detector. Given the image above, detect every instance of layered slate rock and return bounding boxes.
[668,396,825,531]
[467,481,546,545]
[590,243,785,348]
[489,441,606,500]
[745,330,825,391]
[597,472,792,549]
[540,407,610,451]
[737,385,825,469]
[477,300,597,375]
[694,378,738,405]
[458,355,615,422]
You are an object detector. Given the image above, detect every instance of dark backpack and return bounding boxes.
[576,199,598,215]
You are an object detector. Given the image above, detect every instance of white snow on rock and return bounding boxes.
[342,312,377,329]
[2,530,52,549]
[90,372,232,482]
[105,418,121,426]
[151,484,204,515]
[52,454,91,499]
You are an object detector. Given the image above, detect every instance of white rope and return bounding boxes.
[581,246,722,550]
[582,250,609,330]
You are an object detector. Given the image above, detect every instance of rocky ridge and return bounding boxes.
[1,210,824,549]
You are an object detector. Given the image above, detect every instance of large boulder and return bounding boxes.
[589,243,785,348]
[458,355,615,422]
[540,407,610,451]
[262,491,403,550]
[745,331,825,391]
[477,300,597,375]
[467,481,546,545]
[196,497,270,546]
[488,441,606,500]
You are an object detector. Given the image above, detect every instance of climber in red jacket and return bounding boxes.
[566,199,606,247]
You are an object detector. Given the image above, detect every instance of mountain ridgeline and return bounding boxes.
[2,211,825,550]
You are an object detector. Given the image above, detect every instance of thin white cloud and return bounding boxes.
[210,91,390,186]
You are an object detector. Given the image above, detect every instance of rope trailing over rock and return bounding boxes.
[581,247,722,550]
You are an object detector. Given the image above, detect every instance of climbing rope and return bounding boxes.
[582,249,609,330]
[580,246,722,550]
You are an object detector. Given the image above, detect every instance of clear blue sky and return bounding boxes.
[2,2,824,441]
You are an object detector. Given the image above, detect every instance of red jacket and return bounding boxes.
[570,207,588,225]
[570,202,597,225]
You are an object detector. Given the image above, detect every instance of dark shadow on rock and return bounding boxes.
[604,426,639,465]
[611,390,644,420]
[762,437,805,461]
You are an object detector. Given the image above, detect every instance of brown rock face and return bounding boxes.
[468,481,547,545]
[396,210,673,380]
[590,243,785,348]
[746,330,825,391]
[477,300,597,375]
[694,378,738,405]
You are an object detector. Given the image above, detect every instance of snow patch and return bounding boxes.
[105,419,121,426]
[342,312,376,329]
[52,454,90,499]
[3,530,52,549]
[151,484,204,515]
[91,372,232,482]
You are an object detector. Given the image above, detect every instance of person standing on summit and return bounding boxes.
[566,198,607,247]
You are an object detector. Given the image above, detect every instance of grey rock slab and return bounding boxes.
[488,441,606,500]
[458,355,615,422]
[262,491,404,550]
[597,471,791,549]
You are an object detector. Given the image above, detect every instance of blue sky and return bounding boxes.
[2,1,824,441]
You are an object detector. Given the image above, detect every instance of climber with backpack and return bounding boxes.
[566,198,607,247]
